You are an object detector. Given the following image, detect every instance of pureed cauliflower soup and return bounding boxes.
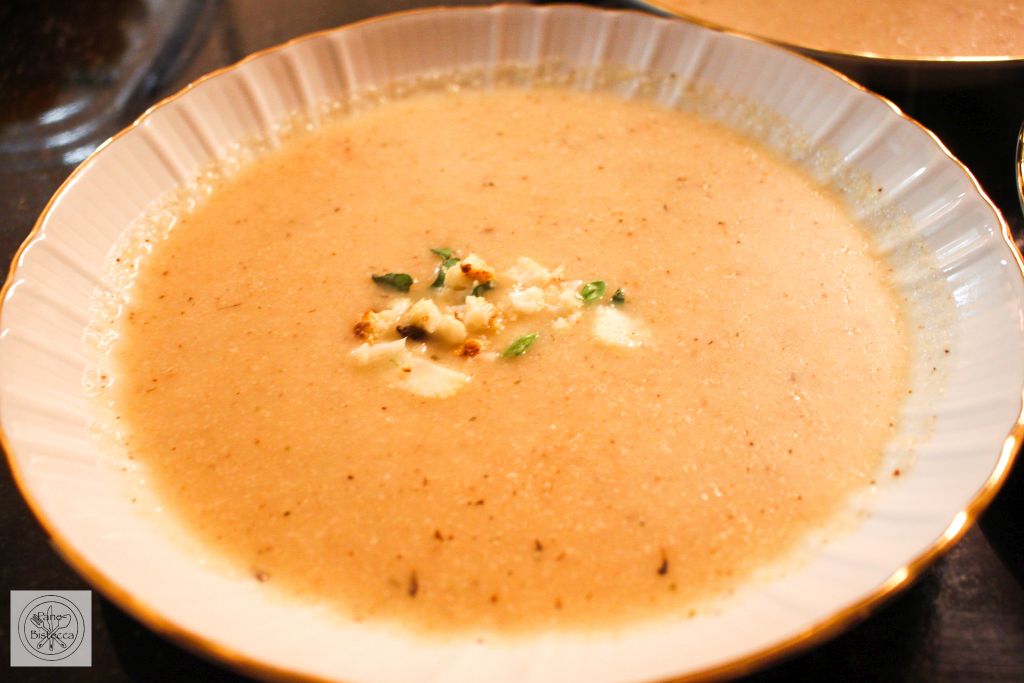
[92,79,916,634]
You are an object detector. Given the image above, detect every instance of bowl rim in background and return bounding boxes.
[638,0,1024,65]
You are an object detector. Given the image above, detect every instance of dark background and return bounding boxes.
[2,1,1022,681]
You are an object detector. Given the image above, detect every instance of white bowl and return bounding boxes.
[3,5,1023,682]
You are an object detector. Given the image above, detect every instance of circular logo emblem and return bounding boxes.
[17,595,85,661]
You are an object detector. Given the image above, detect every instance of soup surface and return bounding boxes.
[661,0,1024,57]
[104,87,909,632]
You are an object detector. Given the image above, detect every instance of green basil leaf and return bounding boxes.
[502,333,538,358]
[472,281,494,297]
[430,248,460,288]
[580,280,606,303]
[372,272,413,292]
[611,288,625,304]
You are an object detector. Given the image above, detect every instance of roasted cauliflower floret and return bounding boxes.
[434,314,467,345]
[444,253,496,290]
[398,298,443,337]
[458,295,499,333]
[353,298,411,342]
[455,338,484,357]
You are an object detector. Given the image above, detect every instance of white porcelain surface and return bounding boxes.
[2,6,1022,683]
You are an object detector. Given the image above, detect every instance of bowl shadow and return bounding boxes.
[101,597,254,682]
[979,456,1024,589]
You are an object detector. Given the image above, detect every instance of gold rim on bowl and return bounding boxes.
[1016,121,1024,219]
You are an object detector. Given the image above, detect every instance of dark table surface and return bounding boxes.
[2,1,1023,681]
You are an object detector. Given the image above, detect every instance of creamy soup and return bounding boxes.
[662,0,1024,57]
[101,87,909,633]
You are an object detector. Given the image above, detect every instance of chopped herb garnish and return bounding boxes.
[612,288,625,304]
[472,281,494,297]
[580,280,606,303]
[430,247,460,287]
[372,272,413,292]
[502,333,538,358]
